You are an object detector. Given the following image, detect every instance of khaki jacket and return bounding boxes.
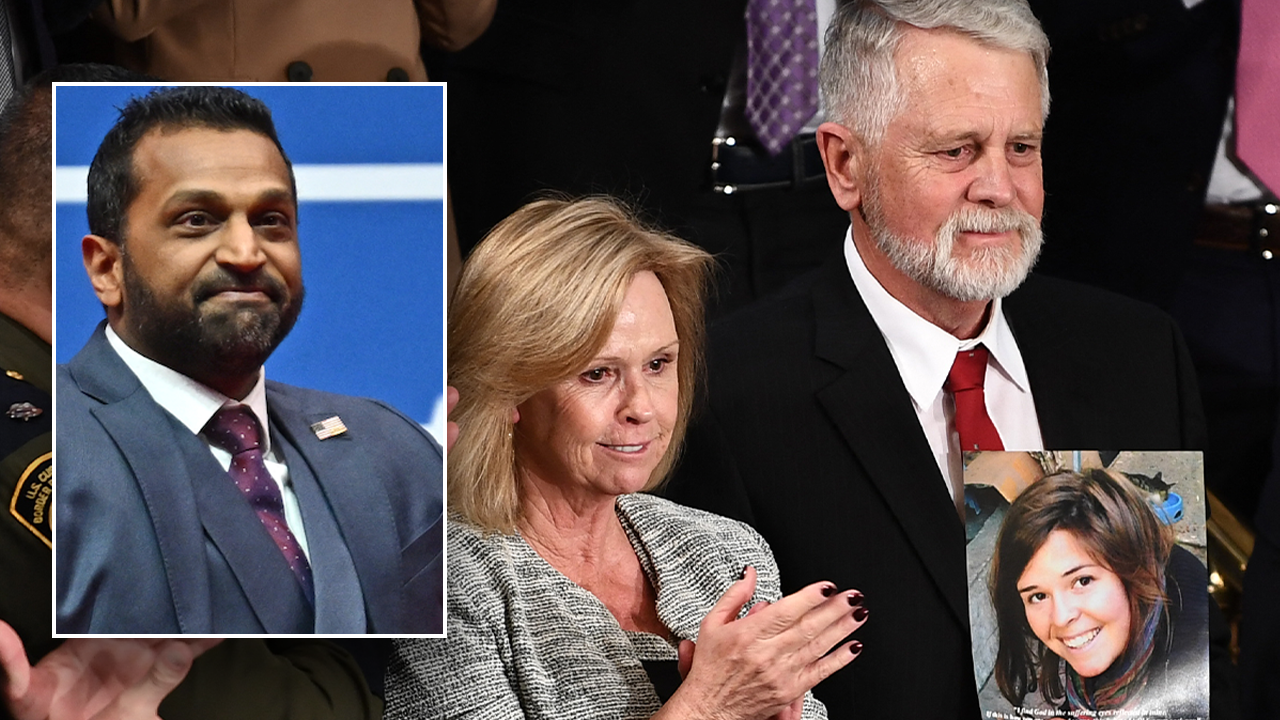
[95,0,431,81]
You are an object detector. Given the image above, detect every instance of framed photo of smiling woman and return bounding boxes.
[963,451,1210,720]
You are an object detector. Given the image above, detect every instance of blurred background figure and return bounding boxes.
[35,0,493,82]
[428,1,849,317]
[0,59,57,679]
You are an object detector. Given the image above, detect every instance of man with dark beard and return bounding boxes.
[56,86,443,635]
[665,1,1234,718]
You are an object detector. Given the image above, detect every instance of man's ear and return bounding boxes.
[82,234,124,310]
[816,121,866,212]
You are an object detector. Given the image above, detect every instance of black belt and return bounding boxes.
[1194,201,1280,258]
[710,133,826,193]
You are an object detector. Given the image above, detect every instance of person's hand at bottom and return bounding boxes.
[0,622,221,720]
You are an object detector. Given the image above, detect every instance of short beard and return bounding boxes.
[121,250,303,383]
[863,183,1043,303]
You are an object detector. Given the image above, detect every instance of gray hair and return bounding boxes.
[819,0,1051,147]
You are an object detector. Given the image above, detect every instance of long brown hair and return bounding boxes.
[988,469,1173,707]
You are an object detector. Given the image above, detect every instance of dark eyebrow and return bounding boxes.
[166,188,295,208]
[1017,563,1096,594]
[257,188,296,206]
[165,189,226,207]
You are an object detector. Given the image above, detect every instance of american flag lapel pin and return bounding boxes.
[310,415,348,440]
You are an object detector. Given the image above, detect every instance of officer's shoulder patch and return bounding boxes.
[9,451,51,547]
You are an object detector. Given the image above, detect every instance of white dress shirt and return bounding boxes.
[843,230,1045,508]
[105,325,310,559]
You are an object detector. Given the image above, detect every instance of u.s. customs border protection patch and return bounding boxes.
[9,451,51,547]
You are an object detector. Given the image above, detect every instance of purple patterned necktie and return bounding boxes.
[204,405,314,605]
[745,0,820,155]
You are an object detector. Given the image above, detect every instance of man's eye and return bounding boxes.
[258,212,290,227]
[178,212,214,228]
[1012,142,1033,154]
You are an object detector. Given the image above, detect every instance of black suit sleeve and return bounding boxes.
[158,640,382,720]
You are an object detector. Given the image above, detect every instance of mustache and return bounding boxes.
[943,206,1039,236]
[191,269,289,304]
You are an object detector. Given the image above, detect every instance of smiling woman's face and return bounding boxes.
[514,271,680,503]
[1016,529,1132,678]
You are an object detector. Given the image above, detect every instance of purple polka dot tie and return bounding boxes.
[204,405,314,605]
[745,0,820,155]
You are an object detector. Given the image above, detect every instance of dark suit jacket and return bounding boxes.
[55,325,444,634]
[666,260,1216,719]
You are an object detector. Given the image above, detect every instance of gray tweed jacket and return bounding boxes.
[386,493,827,719]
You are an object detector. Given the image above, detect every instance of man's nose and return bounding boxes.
[966,152,1016,208]
[215,215,267,270]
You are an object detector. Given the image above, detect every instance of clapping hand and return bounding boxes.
[664,566,866,720]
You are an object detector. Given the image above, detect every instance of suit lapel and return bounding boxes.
[273,427,368,633]
[1004,279,1106,448]
[809,263,969,624]
[268,387,403,632]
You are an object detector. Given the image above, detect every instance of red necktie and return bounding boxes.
[946,345,1004,452]
[1237,0,1280,194]
[204,405,314,605]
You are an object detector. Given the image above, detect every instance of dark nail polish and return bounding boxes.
[821,584,836,597]
[853,607,869,622]
[740,565,752,580]
[847,592,865,607]
[850,640,863,654]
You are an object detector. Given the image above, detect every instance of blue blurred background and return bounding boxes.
[54,84,446,439]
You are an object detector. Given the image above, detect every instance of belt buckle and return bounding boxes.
[710,136,741,195]
[1256,201,1280,260]
[710,134,821,194]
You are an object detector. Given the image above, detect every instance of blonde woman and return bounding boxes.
[388,197,869,719]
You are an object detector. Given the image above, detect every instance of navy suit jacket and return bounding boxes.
[665,260,1232,719]
[56,325,444,634]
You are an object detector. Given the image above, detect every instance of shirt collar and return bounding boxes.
[842,228,1033,410]
[105,324,271,450]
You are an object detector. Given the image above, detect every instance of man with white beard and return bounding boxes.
[664,1,1234,718]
